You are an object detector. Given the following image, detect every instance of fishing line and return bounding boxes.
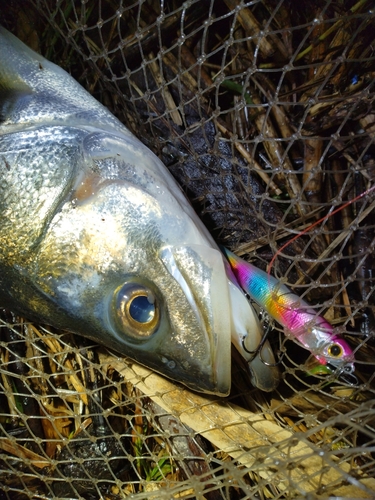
[268,184,375,277]
[260,184,375,351]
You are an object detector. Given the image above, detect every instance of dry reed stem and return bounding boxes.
[100,352,375,497]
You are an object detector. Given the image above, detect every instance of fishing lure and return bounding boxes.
[222,247,356,376]
[223,184,375,378]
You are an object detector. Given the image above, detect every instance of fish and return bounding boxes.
[0,27,279,396]
[222,248,356,375]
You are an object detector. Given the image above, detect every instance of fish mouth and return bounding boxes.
[160,245,232,396]
[226,277,279,392]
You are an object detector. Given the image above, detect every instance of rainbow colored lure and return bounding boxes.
[222,248,355,375]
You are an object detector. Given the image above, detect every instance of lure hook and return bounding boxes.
[242,323,284,367]
[327,362,359,386]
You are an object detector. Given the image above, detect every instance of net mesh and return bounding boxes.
[1,0,375,498]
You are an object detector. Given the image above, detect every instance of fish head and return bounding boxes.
[0,26,271,396]
[27,132,232,395]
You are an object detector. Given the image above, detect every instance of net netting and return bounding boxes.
[1,1,375,498]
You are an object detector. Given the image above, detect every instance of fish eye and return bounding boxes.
[112,282,160,339]
[328,343,343,358]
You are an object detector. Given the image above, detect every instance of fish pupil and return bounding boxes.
[129,295,155,324]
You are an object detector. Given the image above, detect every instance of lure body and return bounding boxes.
[223,248,355,372]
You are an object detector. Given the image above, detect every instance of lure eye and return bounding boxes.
[327,343,343,358]
[112,282,160,339]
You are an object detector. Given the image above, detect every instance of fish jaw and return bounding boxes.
[227,280,279,392]
[160,245,232,394]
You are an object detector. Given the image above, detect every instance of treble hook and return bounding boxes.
[327,363,359,386]
[242,322,284,367]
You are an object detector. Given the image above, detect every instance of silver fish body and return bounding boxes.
[0,27,278,395]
